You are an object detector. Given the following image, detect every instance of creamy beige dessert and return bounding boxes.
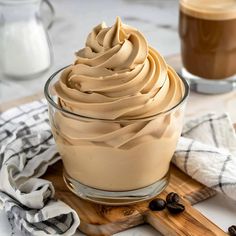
[51,17,187,191]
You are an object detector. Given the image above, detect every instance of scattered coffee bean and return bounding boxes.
[166,192,180,204]
[149,198,166,211]
[228,225,236,236]
[166,202,185,214]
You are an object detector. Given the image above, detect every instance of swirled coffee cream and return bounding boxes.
[51,17,187,192]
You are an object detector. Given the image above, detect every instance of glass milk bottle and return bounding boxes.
[0,0,53,79]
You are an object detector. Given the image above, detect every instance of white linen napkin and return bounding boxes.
[0,99,236,235]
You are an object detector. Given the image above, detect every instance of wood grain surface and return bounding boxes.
[1,54,234,235]
[43,162,224,236]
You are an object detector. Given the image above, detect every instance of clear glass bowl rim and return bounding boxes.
[44,65,190,122]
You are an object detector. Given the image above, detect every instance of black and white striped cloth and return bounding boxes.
[173,113,236,201]
[0,99,80,236]
[0,100,236,235]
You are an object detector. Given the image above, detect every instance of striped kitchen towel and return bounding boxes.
[173,113,236,202]
[0,99,80,236]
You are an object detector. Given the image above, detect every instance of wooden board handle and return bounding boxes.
[137,197,227,236]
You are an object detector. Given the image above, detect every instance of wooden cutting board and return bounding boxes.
[0,54,232,236]
[43,162,226,236]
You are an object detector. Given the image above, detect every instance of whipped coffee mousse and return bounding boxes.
[51,17,187,191]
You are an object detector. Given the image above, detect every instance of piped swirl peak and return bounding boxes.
[75,17,148,71]
[55,17,185,120]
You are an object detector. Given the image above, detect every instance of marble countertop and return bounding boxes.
[1,0,236,235]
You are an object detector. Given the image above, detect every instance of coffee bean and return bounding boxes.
[166,192,180,204]
[149,198,166,211]
[166,202,185,214]
[228,225,236,236]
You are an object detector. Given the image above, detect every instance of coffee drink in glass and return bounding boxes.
[179,0,236,94]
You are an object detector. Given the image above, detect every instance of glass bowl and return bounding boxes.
[44,66,189,205]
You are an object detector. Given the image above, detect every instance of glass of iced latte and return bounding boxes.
[179,0,236,94]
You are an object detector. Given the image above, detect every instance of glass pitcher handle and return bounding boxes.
[41,0,55,29]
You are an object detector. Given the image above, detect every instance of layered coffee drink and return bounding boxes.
[179,0,236,80]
